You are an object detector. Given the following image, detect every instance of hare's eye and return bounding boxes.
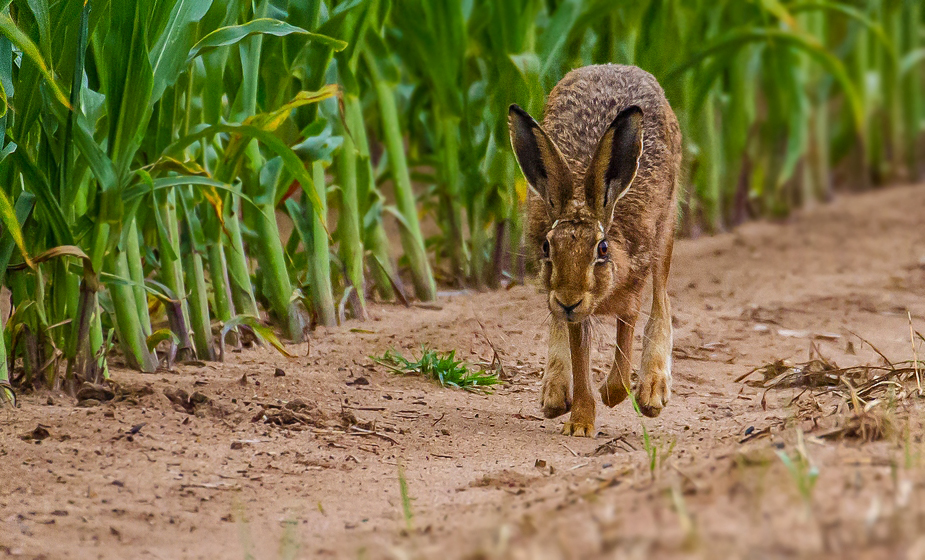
[542,240,550,258]
[597,240,608,259]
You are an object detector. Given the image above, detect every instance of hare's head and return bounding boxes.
[509,104,644,323]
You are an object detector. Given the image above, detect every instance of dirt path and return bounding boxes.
[3,184,925,560]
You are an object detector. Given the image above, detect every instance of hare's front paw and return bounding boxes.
[562,403,596,437]
[540,372,571,419]
[635,371,670,418]
[562,419,595,437]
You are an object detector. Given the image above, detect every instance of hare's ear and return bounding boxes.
[509,104,571,217]
[585,105,644,223]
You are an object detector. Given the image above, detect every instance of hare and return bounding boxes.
[509,64,682,437]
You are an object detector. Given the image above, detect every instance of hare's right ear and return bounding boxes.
[584,105,643,224]
[509,104,571,217]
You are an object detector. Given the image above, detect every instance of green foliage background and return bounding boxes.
[0,0,921,397]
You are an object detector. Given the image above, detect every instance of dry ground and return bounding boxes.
[3,184,925,560]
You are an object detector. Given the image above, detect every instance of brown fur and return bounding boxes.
[509,64,682,436]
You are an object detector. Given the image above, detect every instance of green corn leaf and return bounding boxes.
[105,0,154,176]
[790,1,894,57]
[247,85,340,132]
[162,122,328,231]
[671,28,865,135]
[219,315,295,360]
[149,0,214,104]
[146,328,180,352]
[292,120,343,164]
[8,245,97,290]
[759,0,799,29]
[0,187,33,269]
[143,277,180,303]
[99,273,183,308]
[186,18,346,64]
[900,48,925,76]
[284,198,313,249]
[177,186,207,251]
[0,191,34,286]
[60,109,119,193]
[537,0,581,83]
[8,147,73,246]
[0,12,70,108]
[146,156,209,177]
[133,169,176,264]
[21,0,51,58]
[0,66,6,119]
[123,174,255,209]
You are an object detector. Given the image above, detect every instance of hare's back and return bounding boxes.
[541,64,680,187]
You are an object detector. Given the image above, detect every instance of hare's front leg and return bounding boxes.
[562,320,596,437]
[540,318,572,418]
[637,241,674,417]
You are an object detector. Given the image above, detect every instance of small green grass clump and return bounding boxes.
[372,346,501,392]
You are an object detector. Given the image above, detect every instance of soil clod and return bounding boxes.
[21,424,50,441]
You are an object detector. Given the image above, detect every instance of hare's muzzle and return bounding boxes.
[549,293,588,322]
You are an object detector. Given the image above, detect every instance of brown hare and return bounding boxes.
[509,64,682,437]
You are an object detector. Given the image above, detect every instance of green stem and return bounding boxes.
[365,55,435,301]
[10,273,37,385]
[902,1,922,180]
[156,189,196,359]
[106,250,158,372]
[0,322,12,406]
[183,242,215,361]
[224,197,260,317]
[697,91,722,231]
[253,193,302,340]
[207,240,235,322]
[344,93,395,301]
[436,111,466,283]
[504,153,524,284]
[811,11,831,202]
[887,5,906,180]
[335,123,368,319]
[469,191,487,288]
[125,217,151,337]
[307,161,336,326]
[849,18,873,190]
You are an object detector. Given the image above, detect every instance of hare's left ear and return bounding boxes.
[509,104,572,219]
[584,105,644,223]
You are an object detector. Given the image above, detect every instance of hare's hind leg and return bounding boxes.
[600,303,640,408]
[636,235,674,418]
[540,318,572,418]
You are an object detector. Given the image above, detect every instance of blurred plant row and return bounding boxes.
[0,0,921,400]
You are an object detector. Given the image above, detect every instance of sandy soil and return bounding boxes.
[3,184,925,560]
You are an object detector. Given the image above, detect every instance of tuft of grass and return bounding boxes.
[397,461,414,533]
[278,515,300,560]
[232,498,256,560]
[628,392,675,479]
[670,483,699,551]
[776,429,819,515]
[371,346,501,392]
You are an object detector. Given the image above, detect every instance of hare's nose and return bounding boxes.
[556,298,582,315]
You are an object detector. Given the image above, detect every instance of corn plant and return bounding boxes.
[0,0,342,393]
